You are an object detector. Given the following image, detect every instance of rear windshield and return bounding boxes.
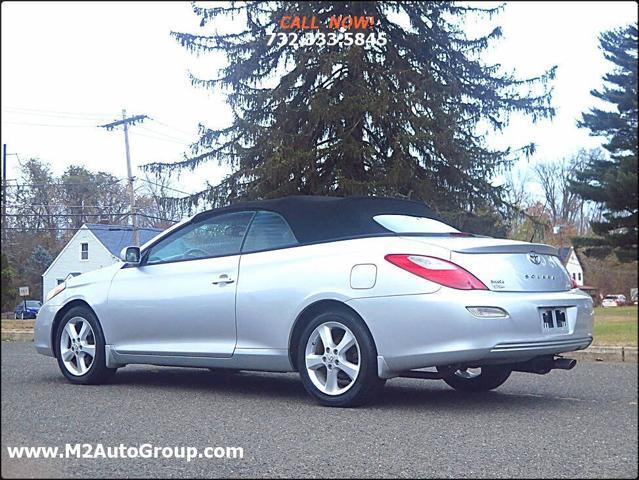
[26,301,41,307]
[373,215,459,234]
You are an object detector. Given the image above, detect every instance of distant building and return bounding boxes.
[557,246,584,287]
[42,223,163,301]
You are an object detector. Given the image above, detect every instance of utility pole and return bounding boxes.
[121,109,138,246]
[99,111,148,245]
[2,144,7,243]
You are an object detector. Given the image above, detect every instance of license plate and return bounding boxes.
[540,307,569,333]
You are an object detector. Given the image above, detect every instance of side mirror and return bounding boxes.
[120,246,141,265]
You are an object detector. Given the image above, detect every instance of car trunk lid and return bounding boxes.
[400,236,572,292]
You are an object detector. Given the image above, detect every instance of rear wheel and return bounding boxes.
[55,306,117,384]
[439,365,511,392]
[297,309,384,407]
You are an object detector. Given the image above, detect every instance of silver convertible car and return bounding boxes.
[35,196,594,407]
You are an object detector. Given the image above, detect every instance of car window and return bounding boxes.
[242,211,298,253]
[373,214,459,233]
[26,301,41,308]
[146,211,254,265]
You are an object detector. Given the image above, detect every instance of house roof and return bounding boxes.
[85,224,163,256]
[557,246,573,264]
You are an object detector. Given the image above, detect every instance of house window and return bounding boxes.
[572,273,576,280]
[80,243,89,260]
[578,272,582,282]
[56,279,64,285]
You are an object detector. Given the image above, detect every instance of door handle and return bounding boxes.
[212,274,235,285]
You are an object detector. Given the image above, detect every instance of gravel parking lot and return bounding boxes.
[1,342,637,478]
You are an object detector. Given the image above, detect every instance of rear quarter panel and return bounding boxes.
[235,236,449,350]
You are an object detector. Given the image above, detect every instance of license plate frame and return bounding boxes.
[539,307,569,334]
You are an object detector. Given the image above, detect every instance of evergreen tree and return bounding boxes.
[155,2,555,231]
[1,253,17,310]
[571,24,638,261]
[24,245,53,301]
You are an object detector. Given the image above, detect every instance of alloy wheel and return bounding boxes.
[59,317,96,376]
[304,321,361,396]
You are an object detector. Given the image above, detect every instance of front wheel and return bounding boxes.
[439,365,511,392]
[297,309,384,407]
[55,306,117,384]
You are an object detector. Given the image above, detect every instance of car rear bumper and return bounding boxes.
[346,288,595,379]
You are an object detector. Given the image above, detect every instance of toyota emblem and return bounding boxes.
[528,252,542,265]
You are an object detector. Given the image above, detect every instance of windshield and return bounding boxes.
[373,215,459,234]
[26,301,41,308]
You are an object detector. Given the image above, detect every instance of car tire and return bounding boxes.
[55,306,117,385]
[439,365,512,392]
[297,308,385,407]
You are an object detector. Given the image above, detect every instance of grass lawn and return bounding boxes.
[593,306,638,346]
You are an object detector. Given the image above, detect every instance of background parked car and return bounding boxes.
[14,300,42,319]
[601,294,627,308]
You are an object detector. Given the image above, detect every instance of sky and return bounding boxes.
[1,1,637,200]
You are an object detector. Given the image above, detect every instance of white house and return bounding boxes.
[557,246,584,287]
[42,223,162,301]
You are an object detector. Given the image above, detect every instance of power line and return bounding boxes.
[2,109,113,121]
[138,178,191,196]
[1,226,168,231]
[137,213,180,223]
[132,131,193,146]
[4,179,125,188]
[4,178,191,196]
[2,106,117,117]
[5,203,130,208]
[1,227,98,231]
[138,126,193,143]
[3,213,131,217]
[150,118,198,136]
[1,120,97,128]
[2,212,178,223]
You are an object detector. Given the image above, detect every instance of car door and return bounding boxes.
[106,211,255,357]
[235,210,300,350]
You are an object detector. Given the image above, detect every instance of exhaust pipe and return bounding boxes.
[512,356,577,374]
[553,357,576,370]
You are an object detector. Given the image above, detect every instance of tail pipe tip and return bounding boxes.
[553,357,577,370]
[512,355,577,374]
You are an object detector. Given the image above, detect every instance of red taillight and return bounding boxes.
[385,254,488,290]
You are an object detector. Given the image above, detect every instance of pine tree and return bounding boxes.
[154,2,555,230]
[1,253,17,310]
[24,245,53,301]
[571,24,638,261]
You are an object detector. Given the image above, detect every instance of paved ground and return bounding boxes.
[1,342,637,478]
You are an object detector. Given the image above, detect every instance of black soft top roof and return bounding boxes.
[193,196,440,244]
